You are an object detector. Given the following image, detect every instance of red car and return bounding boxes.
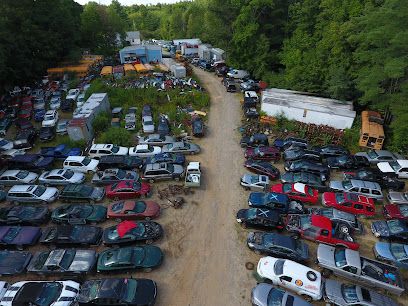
[244,146,280,162]
[105,180,151,200]
[107,200,160,220]
[383,204,408,220]
[322,192,375,217]
[20,96,33,109]
[270,183,318,204]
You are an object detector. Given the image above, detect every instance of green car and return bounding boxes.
[51,204,107,224]
[97,246,163,273]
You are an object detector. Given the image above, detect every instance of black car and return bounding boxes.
[283,148,321,162]
[343,168,404,190]
[40,225,102,246]
[215,66,228,77]
[13,129,37,149]
[284,160,330,180]
[327,154,370,169]
[244,160,280,179]
[316,144,349,157]
[0,118,12,136]
[9,154,54,171]
[0,250,32,275]
[142,105,152,117]
[240,133,269,148]
[371,220,408,243]
[77,278,157,306]
[192,117,204,137]
[98,155,144,170]
[145,152,185,166]
[244,107,259,118]
[280,171,327,191]
[61,99,74,112]
[103,221,163,245]
[59,184,105,203]
[51,204,107,224]
[236,208,284,229]
[0,205,49,225]
[273,137,308,150]
[39,126,55,142]
[157,116,170,136]
[15,119,34,130]
[246,232,309,262]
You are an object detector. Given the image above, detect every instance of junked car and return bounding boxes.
[161,141,201,155]
[373,242,408,269]
[240,174,269,191]
[244,160,280,180]
[329,179,383,200]
[0,226,41,249]
[92,169,139,185]
[377,159,408,178]
[59,184,105,203]
[7,185,59,204]
[51,204,107,225]
[387,191,408,204]
[0,170,38,185]
[0,205,49,225]
[252,283,312,306]
[270,183,319,205]
[236,208,284,230]
[129,144,161,158]
[280,171,327,191]
[142,162,184,183]
[107,200,160,220]
[312,207,364,234]
[105,180,151,200]
[371,219,408,243]
[103,220,163,245]
[40,225,102,246]
[39,169,85,186]
[355,149,404,164]
[0,250,31,276]
[137,134,176,146]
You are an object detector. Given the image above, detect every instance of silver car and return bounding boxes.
[0,170,38,185]
[56,119,69,135]
[387,191,408,204]
[252,283,312,306]
[142,115,155,133]
[39,169,85,186]
[0,138,13,151]
[91,168,139,185]
[137,134,176,146]
[240,174,269,191]
[355,150,404,164]
[162,141,201,155]
[324,279,398,306]
[142,162,184,183]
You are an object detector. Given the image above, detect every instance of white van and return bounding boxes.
[227,69,250,79]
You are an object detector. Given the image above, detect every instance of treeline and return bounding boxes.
[126,0,408,152]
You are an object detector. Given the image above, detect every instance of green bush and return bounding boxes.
[98,127,133,147]
[92,112,110,136]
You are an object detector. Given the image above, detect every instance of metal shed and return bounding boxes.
[261,88,356,129]
[119,45,162,64]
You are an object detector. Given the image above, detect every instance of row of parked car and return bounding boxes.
[234,85,406,305]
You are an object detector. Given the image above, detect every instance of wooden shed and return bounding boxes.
[359,110,385,150]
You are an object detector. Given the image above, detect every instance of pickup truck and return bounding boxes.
[316,243,405,295]
[40,144,82,159]
[286,214,360,250]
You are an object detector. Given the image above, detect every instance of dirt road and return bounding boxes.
[150,67,257,305]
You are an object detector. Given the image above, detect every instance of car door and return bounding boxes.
[116,188,134,199]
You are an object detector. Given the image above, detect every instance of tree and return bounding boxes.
[92,112,110,135]
[99,127,133,147]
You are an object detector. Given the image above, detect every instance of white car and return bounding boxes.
[240,174,269,191]
[257,256,323,301]
[129,144,161,158]
[1,280,80,306]
[0,138,13,151]
[41,110,59,127]
[0,170,38,185]
[142,115,155,133]
[39,169,85,185]
[88,144,129,159]
[63,156,99,173]
[66,88,80,101]
[49,97,61,110]
[377,160,408,178]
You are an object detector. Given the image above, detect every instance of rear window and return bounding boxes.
[273,259,285,275]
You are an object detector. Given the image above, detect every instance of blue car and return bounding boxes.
[373,242,408,268]
[248,191,305,214]
[40,144,82,159]
[34,109,46,122]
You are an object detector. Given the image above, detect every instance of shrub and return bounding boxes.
[92,112,110,136]
[98,127,133,147]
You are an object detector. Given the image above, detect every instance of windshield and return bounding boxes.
[335,193,345,203]
[390,243,408,260]
[399,205,408,217]
[123,279,138,302]
[16,170,29,179]
[63,170,74,179]
[116,169,126,179]
[60,249,75,269]
[334,249,347,267]
[44,115,54,120]
[111,145,120,153]
[246,209,257,219]
[388,220,405,234]
[82,157,91,166]
[282,184,292,193]
[166,143,173,149]
[342,181,353,190]
[273,259,285,275]
[34,282,62,306]
[341,284,359,303]
[33,186,46,197]
[266,287,285,306]
[0,139,8,146]
[367,150,378,159]
[389,161,402,172]
[299,215,312,230]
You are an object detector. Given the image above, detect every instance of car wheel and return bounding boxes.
[149,179,155,184]
[145,217,151,221]
[301,295,313,303]
[190,151,195,155]
[174,176,180,181]
[143,267,152,272]
[145,239,153,245]
[254,249,261,255]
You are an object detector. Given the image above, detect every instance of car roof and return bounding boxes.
[137,144,149,150]
[9,185,37,192]
[91,144,114,150]
[65,156,87,162]
[47,169,67,176]
[146,163,168,170]
[396,160,408,168]
[374,150,395,157]
[45,110,56,115]
[350,179,381,189]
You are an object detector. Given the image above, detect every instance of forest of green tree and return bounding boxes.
[0,0,407,151]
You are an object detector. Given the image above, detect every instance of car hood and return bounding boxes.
[372,221,390,237]
[324,279,346,305]
[241,174,255,185]
[374,242,394,261]
[173,164,185,175]
[329,181,344,191]
[388,192,406,203]
[248,192,265,206]
[377,162,394,173]
[384,204,403,218]
[91,188,105,200]
[72,172,86,183]
[322,192,336,205]
[251,283,272,306]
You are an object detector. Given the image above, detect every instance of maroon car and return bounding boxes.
[383,204,408,221]
[0,226,41,249]
[244,146,280,162]
[244,159,280,179]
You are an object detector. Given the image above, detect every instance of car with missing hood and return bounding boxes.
[371,219,408,243]
[247,232,309,262]
[257,257,323,301]
[77,278,157,306]
[40,225,102,246]
[240,174,269,191]
[1,280,80,306]
[251,283,312,306]
[103,220,163,245]
[27,248,97,275]
[0,250,31,276]
[373,242,408,269]
[323,278,398,306]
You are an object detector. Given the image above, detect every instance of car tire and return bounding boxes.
[143,268,152,272]
[301,295,313,303]
[254,249,261,255]
[291,233,300,240]
[145,239,153,245]
[145,217,151,221]
[190,151,195,155]
[174,176,180,181]
[149,179,155,184]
